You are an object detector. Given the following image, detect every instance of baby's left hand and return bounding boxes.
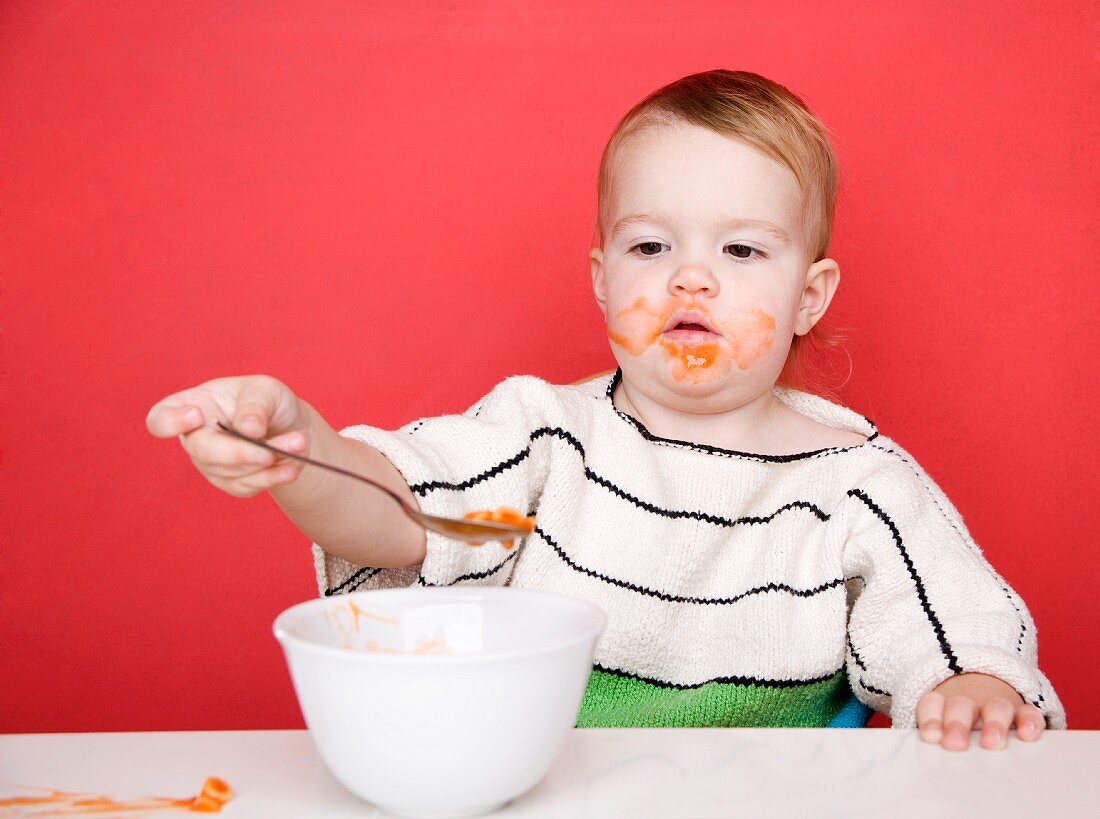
[917,672,1046,751]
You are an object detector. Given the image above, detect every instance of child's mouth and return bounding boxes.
[666,323,715,334]
[661,315,723,341]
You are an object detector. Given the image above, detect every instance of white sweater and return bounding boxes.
[312,371,1066,729]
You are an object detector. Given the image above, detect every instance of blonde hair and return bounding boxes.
[594,69,848,394]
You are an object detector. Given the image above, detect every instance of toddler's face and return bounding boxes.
[590,121,834,411]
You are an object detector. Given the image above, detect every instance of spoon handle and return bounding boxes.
[214,421,415,514]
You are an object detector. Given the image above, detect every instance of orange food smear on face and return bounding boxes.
[461,506,536,550]
[718,309,777,370]
[0,778,232,815]
[656,338,722,377]
[607,297,776,382]
[607,297,664,356]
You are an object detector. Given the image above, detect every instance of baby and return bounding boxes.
[147,69,1065,749]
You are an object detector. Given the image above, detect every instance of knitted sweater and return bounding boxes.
[312,371,1066,730]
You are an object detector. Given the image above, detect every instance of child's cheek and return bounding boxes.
[713,309,777,371]
[606,296,664,356]
[606,297,777,383]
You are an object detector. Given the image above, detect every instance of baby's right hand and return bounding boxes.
[145,375,309,497]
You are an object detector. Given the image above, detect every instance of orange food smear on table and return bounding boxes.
[189,778,232,813]
[0,777,232,815]
[462,507,536,550]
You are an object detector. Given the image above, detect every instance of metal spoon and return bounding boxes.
[215,421,534,544]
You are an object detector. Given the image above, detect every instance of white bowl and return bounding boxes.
[274,587,606,818]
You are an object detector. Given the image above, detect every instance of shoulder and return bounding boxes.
[824,433,924,484]
[770,404,871,452]
[773,388,876,440]
[852,435,939,485]
[468,372,610,421]
[840,434,969,529]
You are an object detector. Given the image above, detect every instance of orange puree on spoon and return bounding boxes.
[462,507,536,550]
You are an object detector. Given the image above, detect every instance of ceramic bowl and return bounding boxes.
[274,586,606,818]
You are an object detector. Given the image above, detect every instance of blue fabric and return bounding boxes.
[826,694,874,728]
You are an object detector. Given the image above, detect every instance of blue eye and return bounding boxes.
[726,244,765,261]
[629,241,668,256]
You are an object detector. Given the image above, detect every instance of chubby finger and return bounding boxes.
[182,424,279,471]
[233,461,304,495]
[978,698,1016,750]
[916,691,945,744]
[232,377,283,438]
[205,458,304,493]
[265,429,309,456]
[942,695,980,751]
[1015,703,1046,742]
[147,402,205,438]
[199,429,308,479]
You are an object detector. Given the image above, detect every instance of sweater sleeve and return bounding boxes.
[311,375,558,596]
[840,438,1066,729]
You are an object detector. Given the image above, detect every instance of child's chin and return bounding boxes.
[663,373,729,397]
[620,359,733,396]
[650,365,732,397]
[665,357,732,385]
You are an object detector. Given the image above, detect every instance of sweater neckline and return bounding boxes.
[601,368,879,463]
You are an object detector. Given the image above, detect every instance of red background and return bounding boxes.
[2,1,1097,733]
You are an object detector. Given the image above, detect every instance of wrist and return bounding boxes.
[269,400,340,502]
[934,672,1024,704]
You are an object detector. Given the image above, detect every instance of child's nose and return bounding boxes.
[669,264,719,296]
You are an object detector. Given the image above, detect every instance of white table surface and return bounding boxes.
[0,728,1094,818]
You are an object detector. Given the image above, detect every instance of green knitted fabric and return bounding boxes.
[576,667,851,728]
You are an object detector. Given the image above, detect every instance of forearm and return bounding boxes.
[269,401,426,568]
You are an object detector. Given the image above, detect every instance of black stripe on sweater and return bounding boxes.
[847,488,962,675]
[593,661,843,690]
[869,441,1029,656]
[535,527,849,605]
[417,549,520,587]
[872,442,1046,714]
[410,444,534,494]
[589,470,830,526]
[605,368,878,462]
[324,566,382,596]
[845,610,893,697]
[408,427,579,494]
[410,426,831,529]
[857,678,891,697]
[846,635,869,672]
[408,427,583,494]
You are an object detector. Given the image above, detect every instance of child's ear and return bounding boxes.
[795,257,841,336]
[589,247,608,317]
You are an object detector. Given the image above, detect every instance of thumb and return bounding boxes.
[146,403,205,438]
